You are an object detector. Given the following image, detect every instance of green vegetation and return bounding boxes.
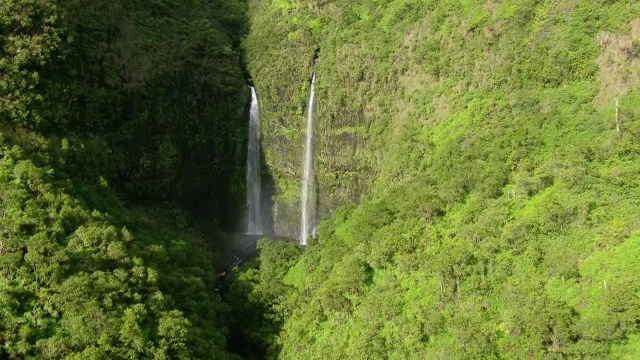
[224,239,300,358]
[1,0,248,222]
[3,0,640,358]
[0,146,232,358]
[238,0,640,358]
[1,0,247,357]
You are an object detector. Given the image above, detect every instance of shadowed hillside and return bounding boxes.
[0,0,249,358]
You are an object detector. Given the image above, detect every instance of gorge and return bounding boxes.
[2,0,640,359]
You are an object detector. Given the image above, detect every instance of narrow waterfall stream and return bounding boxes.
[300,69,317,245]
[246,86,264,234]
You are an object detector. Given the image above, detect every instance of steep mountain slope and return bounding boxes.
[1,0,248,358]
[239,0,640,358]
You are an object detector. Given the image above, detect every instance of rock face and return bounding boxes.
[246,58,372,239]
[243,21,374,238]
[242,2,396,238]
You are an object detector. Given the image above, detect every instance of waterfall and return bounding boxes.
[246,86,264,234]
[300,70,317,245]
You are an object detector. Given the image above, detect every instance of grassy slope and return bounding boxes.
[244,0,640,358]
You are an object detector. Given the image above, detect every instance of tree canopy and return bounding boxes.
[1,0,248,357]
[232,0,640,358]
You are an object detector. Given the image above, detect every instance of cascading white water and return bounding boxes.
[246,86,264,234]
[300,71,317,245]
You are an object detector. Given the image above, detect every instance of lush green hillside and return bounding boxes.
[0,147,235,358]
[1,0,248,222]
[1,0,248,358]
[3,0,640,358]
[237,0,640,358]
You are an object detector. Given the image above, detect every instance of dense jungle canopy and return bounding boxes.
[2,0,640,359]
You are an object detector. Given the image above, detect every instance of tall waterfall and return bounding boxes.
[246,86,264,234]
[300,70,317,245]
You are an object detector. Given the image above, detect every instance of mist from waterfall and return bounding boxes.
[300,69,317,245]
[246,86,264,234]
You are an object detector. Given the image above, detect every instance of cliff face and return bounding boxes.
[239,0,640,358]
[245,0,640,238]
[243,1,376,238]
